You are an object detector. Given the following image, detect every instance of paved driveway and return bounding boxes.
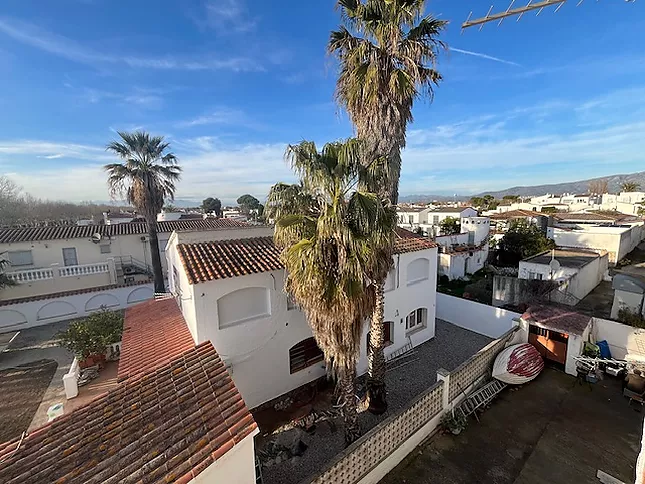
[381,368,642,484]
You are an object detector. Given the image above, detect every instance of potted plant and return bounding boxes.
[58,309,124,369]
[441,411,468,435]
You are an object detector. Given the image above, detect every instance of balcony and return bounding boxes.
[3,261,120,300]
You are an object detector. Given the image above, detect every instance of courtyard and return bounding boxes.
[381,368,642,484]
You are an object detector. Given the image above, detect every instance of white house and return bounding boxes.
[519,249,608,305]
[0,218,246,299]
[416,206,478,237]
[396,206,431,231]
[166,226,439,409]
[436,217,490,280]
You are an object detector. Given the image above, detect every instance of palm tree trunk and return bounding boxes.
[147,222,165,293]
[339,365,361,446]
[367,280,387,414]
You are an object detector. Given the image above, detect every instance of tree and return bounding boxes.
[0,258,16,290]
[329,0,447,414]
[470,196,484,208]
[104,131,182,293]
[589,179,609,195]
[498,221,555,266]
[439,216,460,235]
[202,197,222,216]
[266,139,395,444]
[621,182,640,193]
[237,194,261,214]
[502,195,520,201]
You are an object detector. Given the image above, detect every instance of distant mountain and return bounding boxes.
[400,171,645,203]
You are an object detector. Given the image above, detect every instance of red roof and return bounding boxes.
[178,229,437,285]
[0,218,246,243]
[117,298,196,381]
[490,209,542,219]
[0,341,257,484]
[521,305,592,336]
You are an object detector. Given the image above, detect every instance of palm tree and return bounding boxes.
[622,182,640,192]
[104,131,182,293]
[329,0,447,413]
[0,258,16,290]
[266,139,395,445]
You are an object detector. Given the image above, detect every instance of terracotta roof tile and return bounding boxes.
[0,341,257,484]
[489,209,544,219]
[0,218,246,244]
[178,229,437,285]
[117,298,196,381]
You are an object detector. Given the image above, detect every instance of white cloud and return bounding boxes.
[175,108,251,128]
[198,0,258,34]
[0,17,262,72]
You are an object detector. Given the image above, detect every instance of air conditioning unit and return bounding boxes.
[124,267,136,275]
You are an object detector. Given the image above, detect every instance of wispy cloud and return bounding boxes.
[451,47,521,67]
[175,108,262,130]
[0,16,262,72]
[38,154,65,159]
[191,0,258,34]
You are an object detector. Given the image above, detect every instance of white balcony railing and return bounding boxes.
[7,262,111,284]
[6,267,55,283]
[59,262,110,278]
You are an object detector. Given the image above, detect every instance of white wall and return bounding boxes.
[436,293,521,338]
[593,317,645,359]
[550,225,644,264]
[437,248,487,281]
[0,283,154,331]
[176,245,438,409]
[193,432,258,484]
[611,289,644,319]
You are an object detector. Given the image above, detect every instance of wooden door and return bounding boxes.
[529,325,568,365]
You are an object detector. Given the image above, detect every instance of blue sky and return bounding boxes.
[0,0,644,204]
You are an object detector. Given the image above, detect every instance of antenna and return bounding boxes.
[462,0,635,31]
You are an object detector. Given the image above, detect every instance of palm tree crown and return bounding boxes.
[266,139,395,443]
[329,0,447,201]
[104,131,181,292]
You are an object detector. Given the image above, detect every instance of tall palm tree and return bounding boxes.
[104,131,182,293]
[266,139,395,445]
[329,0,447,414]
[622,182,640,192]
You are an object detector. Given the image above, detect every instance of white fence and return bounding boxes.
[0,283,154,331]
[436,293,521,338]
[593,317,645,359]
[7,261,111,283]
[309,327,519,484]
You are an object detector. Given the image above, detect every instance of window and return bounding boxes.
[406,258,429,285]
[527,271,543,280]
[405,308,427,332]
[408,215,414,224]
[100,244,111,254]
[367,321,394,348]
[62,247,78,266]
[217,287,270,329]
[289,338,324,374]
[433,215,439,224]
[6,250,33,267]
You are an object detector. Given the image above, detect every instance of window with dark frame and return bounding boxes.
[289,338,324,374]
[366,321,394,349]
[405,308,427,332]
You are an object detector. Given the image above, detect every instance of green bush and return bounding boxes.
[58,309,124,359]
[617,308,645,329]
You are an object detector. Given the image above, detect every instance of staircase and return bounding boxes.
[456,379,507,421]
[113,256,153,284]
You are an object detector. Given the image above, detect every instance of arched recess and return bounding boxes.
[406,258,430,285]
[217,287,270,329]
[37,301,78,321]
[85,293,120,312]
[127,286,154,304]
[0,309,28,329]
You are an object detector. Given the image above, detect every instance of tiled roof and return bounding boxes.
[178,229,437,285]
[521,305,592,336]
[554,212,636,222]
[0,280,152,307]
[0,218,246,243]
[117,298,196,381]
[0,341,257,484]
[490,209,543,219]
[428,206,476,213]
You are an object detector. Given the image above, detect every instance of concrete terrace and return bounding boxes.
[381,368,642,484]
[257,320,493,484]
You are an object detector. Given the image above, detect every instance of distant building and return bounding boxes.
[102,211,137,225]
[436,217,490,280]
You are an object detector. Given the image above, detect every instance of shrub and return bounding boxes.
[58,309,124,359]
[617,308,645,328]
[439,275,450,285]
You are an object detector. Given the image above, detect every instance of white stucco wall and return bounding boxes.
[610,289,644,319]
[192,432,258,484]
[437,249,487,281]
[550,225,644,264]
[173,242,438,409]
[593,317,645,359]
[0,283,154,331]
[436,293,521,338]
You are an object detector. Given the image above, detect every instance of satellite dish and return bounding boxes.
[549,258,561,273]
[91,233,102,244]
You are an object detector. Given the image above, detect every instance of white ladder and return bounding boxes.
[457,379,507,421]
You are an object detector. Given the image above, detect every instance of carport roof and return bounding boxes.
[521,305,592,336]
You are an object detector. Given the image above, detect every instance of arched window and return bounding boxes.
[289,338,324,374]
[405,308,427,332]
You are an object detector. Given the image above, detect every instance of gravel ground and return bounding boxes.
[260,320,493,484]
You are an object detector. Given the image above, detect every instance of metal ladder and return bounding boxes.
[386,340,414,362]
[457,379,507,422]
